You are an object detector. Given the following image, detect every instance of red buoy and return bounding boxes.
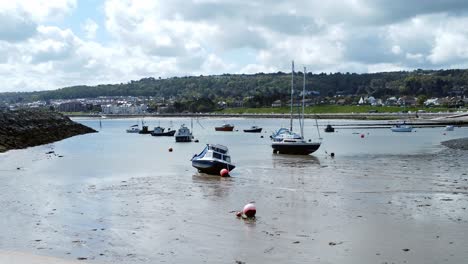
[220,168,230,177]
[242,203,256,218]
[360,134,365,138]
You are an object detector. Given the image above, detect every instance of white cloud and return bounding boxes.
[82,19,98,39]
[2,0,468,92]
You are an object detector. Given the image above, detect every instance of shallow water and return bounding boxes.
[1,117,468,263]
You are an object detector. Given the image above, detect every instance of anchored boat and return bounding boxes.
[215,124,234,131]
[175,124,192,142]
[243,126,263,133]
[191,144,235,174]
[151,126,176,136]
[271,61,321,155]
[126,124,140,133]
[390,124,413,132]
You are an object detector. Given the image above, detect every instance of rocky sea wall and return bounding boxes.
[0,109,96,152]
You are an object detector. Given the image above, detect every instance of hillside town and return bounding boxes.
[1,94,467,114]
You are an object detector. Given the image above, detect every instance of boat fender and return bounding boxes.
[220,168,230,177]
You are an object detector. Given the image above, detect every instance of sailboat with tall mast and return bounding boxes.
[271,61,321,155]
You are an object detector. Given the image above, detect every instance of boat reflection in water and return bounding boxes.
[272,153,321,169]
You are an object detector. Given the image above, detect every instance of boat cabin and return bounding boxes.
[197,144,231,163]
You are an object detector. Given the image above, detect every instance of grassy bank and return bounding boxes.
[217,105,455,114]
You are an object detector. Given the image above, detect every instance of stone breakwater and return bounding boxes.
[0,109,96,153]
[441,137,468,151]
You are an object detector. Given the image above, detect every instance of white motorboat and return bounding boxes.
[445,125,455,131]
[191,144,235,174]
[390,124,413,132]
[126,124,140,133]
[175,124,192,142]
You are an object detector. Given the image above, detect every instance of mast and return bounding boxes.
[290,60,294,132]
[301,66,306,138]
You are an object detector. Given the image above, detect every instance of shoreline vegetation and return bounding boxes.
[0,109,96,153]
[65,105,468,122]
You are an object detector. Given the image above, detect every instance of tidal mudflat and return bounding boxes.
[1,118,467,263]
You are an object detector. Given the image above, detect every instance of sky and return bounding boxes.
[2,0,468,92]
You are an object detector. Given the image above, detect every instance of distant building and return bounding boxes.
[336,99,346,105]
[424,98,439,106]
[101,104,148,114]
[57,102,86,112]
[271,100,282,107]
[385,97,398,106]
[398,96,416,106]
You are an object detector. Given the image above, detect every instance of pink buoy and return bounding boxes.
[220,168,230,177]
[242,203,256,218]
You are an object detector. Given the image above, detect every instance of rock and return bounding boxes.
[0,109,96,153]
[441,138,468,151]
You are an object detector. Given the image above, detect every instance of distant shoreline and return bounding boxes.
[66,112,468,121]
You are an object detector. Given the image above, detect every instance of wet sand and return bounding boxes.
[0,250,89,264]
[1,119,468,263]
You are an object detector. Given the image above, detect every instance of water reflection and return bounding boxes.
[191,173,234,198]
[271,154,321,168]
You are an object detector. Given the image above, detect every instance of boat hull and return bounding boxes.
[175,136,192,142]
[192,160,236,175]
[390,127,412,132]
[151,130,176,136]
[215,126,234,131]
[243,128,262,133]
[272,142,321,155]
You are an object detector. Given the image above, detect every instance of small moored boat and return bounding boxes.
[324,124,335,133]
[271,129,321,155]
[390,124,413,132]
[445,125,454,131]
[191,144,235,174]
[151,126,176,136]
[138,125,153,134]
[175,124,192,142]
[126,124,140,133]
[243,126,262,133]
[215,124,234,131]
